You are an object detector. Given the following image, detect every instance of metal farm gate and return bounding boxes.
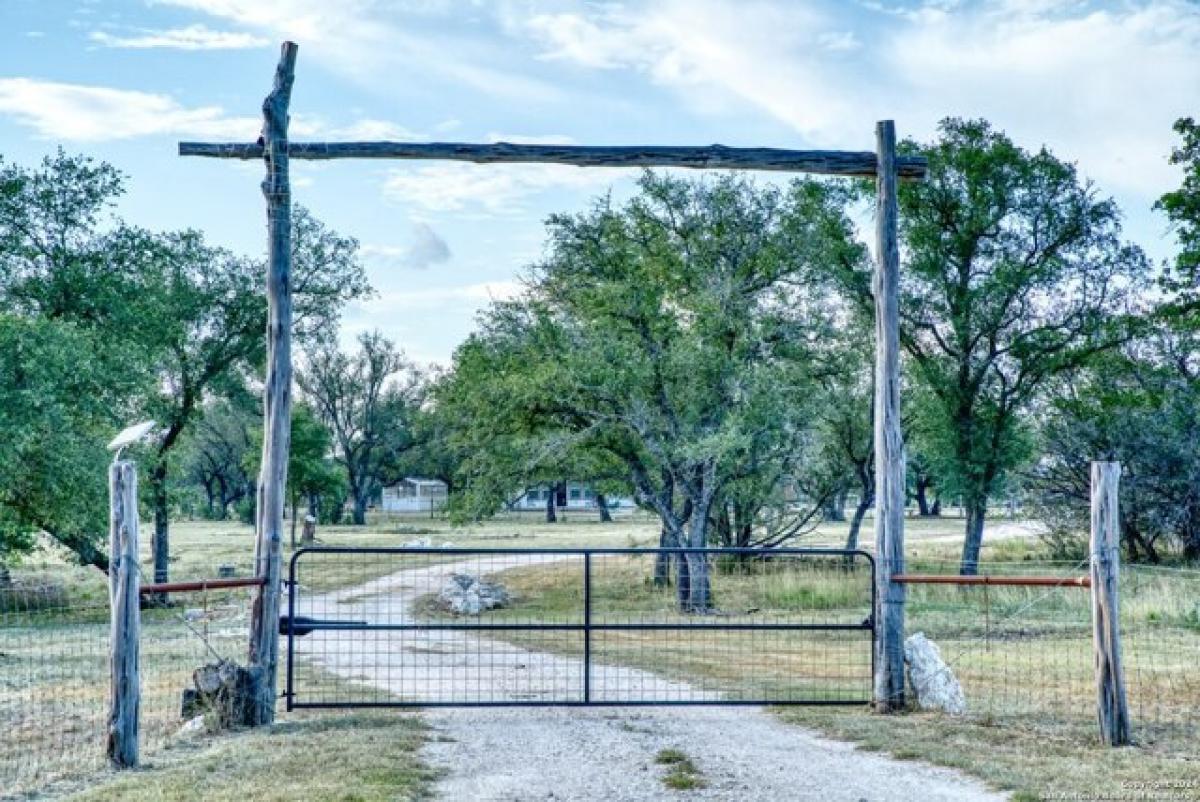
[284,547,875,709]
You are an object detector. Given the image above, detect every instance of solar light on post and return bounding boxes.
[105,420,156,768]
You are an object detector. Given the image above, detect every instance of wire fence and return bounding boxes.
[904,557,1200,752]
[3,548,1197,796]
[0,567,255,799]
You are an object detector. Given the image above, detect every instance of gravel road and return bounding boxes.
[294,556,1007,802]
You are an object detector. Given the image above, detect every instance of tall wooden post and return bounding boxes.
[107,460,140,767]
[1090,461,1129,745]
[247,40,297,726]
[872,120,907,712]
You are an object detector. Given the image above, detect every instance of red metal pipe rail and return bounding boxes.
[891,573,1090,588]
[139,577,266,595]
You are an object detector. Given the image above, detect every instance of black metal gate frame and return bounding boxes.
[285,547,876,709]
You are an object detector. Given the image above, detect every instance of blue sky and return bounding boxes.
[2,0,1198,365]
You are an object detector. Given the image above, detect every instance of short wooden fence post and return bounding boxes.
[1090,461,1129,746]
[108,459,141,767]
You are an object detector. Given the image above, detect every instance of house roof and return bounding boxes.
[398,477,447,488]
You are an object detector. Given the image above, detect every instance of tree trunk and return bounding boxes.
[823,491,846,522]
[203,482,217,519]
[654,524,673,587]
[674,547,692,610]
[545,487,557,523]
[846,496,871,552]
[352,490,368,526]
[714,503,732,547]
[683,507,713,613]
[150,461,170,587]
[915,476,932,516]
[596,493,612,522]
[290,497,298,551]
[930,496,942,516]
[960,500,987,575]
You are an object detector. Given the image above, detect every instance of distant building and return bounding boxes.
[381,477,448,513]
[511,482,635,511]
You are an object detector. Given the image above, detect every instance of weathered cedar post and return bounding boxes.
[246,40,298,726]
[872,119,907,712]
[107,460,140,767]
[1090,461,1129,745]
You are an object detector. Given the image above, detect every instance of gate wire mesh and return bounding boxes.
[0,566,255,800]
[904,559,1199,750]
[287,548,876,707]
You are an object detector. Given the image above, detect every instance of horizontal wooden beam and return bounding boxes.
[140,576,266,595]
[178,140,927,179]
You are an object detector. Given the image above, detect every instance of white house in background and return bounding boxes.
[511,482,635,511]
[381,477,448,512]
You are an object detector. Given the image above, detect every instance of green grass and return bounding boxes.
[655,748,708,791]
[61,713,434,802]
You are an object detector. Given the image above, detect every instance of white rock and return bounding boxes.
[438,573,509,616]
[177,715,207,738]
[403,536,433,548]
[440,541,456,548]
[904,632,966,715]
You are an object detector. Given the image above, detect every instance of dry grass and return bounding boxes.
[480,549,1199,800]
[778,707,1200,802]
[60,712,434,802]
[6,513,1197,800]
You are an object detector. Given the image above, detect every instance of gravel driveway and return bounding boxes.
[294,556,1007,801]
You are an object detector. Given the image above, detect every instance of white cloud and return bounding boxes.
[329,119,423,140]
[363,223,452,270]
[816,30,860,51]
[356,281,522,311]
[883,1,1200,197]
[485,132,577,145]
[88,24,270,50]
[382,162,627,213]
[0,79,429,144]
[0,78,258,141]
[153,0,565,103]
[514,0,1200,200]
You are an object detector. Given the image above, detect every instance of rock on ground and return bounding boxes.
[905,631,967,715]
[437,573,510,615]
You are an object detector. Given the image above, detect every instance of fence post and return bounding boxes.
[873,119,907,712]
[107,460,140,768]
[1090,461,1129,746]
[247,40,298,726]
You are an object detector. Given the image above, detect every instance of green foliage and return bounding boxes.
[0,316,119,567]
[1031,327,1200,562]
[834,118,1150,571]
[299,332,424,525]
[0,151,153,567]
[437,173,862,560]
[246,401,346,524]
[1157,117,1200,310]
[0,148,372,568]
